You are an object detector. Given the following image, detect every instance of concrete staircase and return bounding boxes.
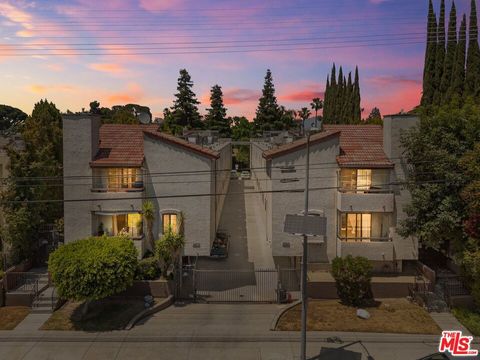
[32,286,57,314]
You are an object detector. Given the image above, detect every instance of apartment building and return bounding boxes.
[63,115,231,258]
[250,115,418,272]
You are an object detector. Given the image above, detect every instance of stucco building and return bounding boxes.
[63,115,231,258]
[250,115,418,272]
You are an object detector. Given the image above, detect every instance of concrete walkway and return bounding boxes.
[244,180,275,270]
[430,311,473,335]
[0,303,478,359]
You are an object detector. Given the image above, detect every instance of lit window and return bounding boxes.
[107,168,141,190]
[339,213,372,241]
[163,213,178,234]
[357,169,372,191]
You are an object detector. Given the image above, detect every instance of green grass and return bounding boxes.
[452,307,480,336]
[41,298,146,331]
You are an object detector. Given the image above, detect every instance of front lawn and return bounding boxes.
[41,298,146,331]
[452,307,480,336]
[276,298,441,334]
[0,306,30,330]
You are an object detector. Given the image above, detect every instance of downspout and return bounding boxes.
[213,158,217,240]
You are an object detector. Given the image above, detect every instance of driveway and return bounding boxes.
[196,179,274,271]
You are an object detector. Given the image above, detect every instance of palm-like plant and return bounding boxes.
[310,98,323,129]
[142,200,155,250]
[299,107,311,136]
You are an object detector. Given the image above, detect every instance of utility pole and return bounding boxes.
[300,131,310,360]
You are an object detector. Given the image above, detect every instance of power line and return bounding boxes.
[0,40,425,56]
[1,179,447,204]
[0,32,428,47]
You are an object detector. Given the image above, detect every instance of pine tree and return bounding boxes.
[465,0,480,99]
[433,0,446,105]
[254,69,281,133]
[422,0,438,106]
[171,69,202,129]
[440,1,457,101]
[353,66,361,122]
[449,14,467,100]
[205,84,231,137]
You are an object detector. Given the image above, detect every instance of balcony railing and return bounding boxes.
[91,180,144,192]
[338,186,392,194]
[337,236,392,243]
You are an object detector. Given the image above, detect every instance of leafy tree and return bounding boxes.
[364,107,383,125]
[278,106,298,131]
[155,228,185,278]
[422,0,438,106]
[433,0,446,105]
[0,105,27,133]
[439,1,457,101]
[399,101,480,252]
[231,116,252,141]
[254,69,281,134]
[1,100,63,263]
[142,200,155,251]
[48,236,138,315]
[310,98,323,129]
[89,100,100,114]
[331,256,373,306]
[171,69,202,129]
[466,0,480,99]
[205,85,231,137]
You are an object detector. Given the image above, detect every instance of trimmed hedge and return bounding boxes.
[331,255,373,307]
[135,257,161,280]
[48,236,138,301]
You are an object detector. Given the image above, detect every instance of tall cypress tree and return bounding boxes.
[422,0,438,106]
[433,0,446,104]
[324,76,330,122]
[440,1,457,101]
[336,67,344,124]
[342,72,353,124]
[325,64,337,124]
[254,69,281,133]
[205,84,230,137]
[465,0,480,98]
[449,14,467,100]
[171,69,202,128]
[353,66,361,122]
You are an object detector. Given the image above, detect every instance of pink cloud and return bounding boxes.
[279,90,324,102]
[363,81,421,116]
[88,63,126,74]
[26,84,76,94]
[366,75,422,87]
[139,0,185,12]
[106,83,145,105]
[221,88,260,105]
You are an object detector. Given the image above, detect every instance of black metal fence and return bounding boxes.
[177,268,301,303]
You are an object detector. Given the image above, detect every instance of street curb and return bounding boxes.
[270,300,301,331]
[124,295,174,330]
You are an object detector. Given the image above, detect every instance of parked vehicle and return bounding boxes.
[210,231,230,258]
[230,170,238,179]
[240,171,251,180]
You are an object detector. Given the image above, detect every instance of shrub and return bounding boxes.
[331,255,373,307]
[48,236,138,302]
[135,257,161,280]
[0,270,4,280]
[155,228,185,277]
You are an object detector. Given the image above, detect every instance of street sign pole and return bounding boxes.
[300,132,310,360]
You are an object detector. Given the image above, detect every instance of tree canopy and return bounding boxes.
[170,69,202,129]
[205,84,231,137]
[0,105,27,133]
[1,99,63,263]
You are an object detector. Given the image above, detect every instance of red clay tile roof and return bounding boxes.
[91,124,219,167]
[262,130,341,160]
[324,125,393,168]
[262,125,393,168]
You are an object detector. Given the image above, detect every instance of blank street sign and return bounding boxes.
[283,214,327,237]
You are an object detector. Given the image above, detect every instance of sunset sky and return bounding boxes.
[0,0,472,120]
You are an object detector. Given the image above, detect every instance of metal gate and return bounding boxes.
[177,268,301,303]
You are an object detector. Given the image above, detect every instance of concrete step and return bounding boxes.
[31,308,53,314]
[33,298,57,307]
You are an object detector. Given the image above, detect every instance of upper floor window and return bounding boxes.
[339,168,389,193]
[338,212,390,242]
[92,168,143,191]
